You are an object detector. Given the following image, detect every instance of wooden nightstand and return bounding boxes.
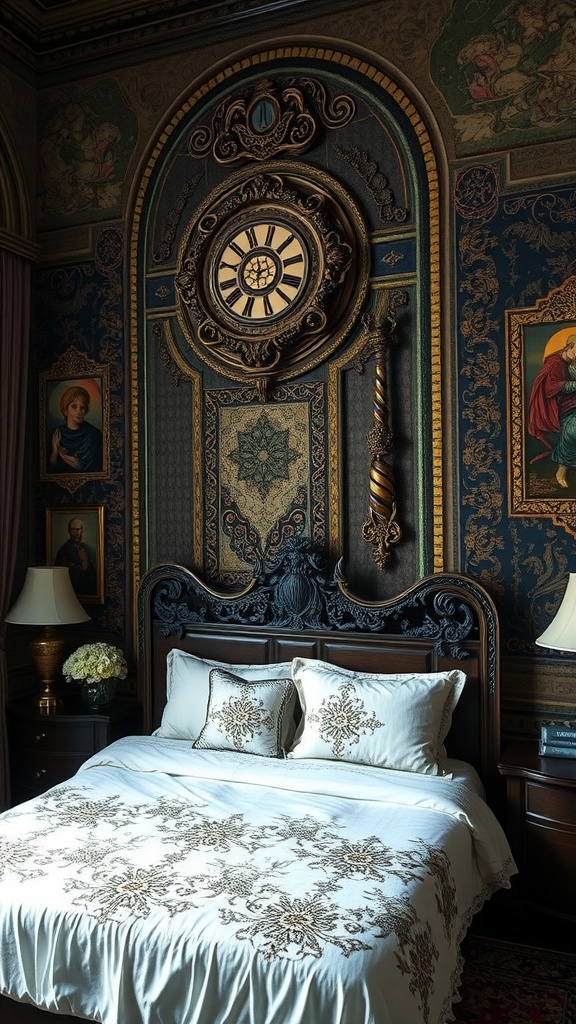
[498,740,576,924]
[7,693,141,806]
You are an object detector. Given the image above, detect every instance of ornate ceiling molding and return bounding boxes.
[0,0,384,79]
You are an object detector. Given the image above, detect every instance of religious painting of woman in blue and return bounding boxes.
[40,348,110,489]
[47,379,103,474]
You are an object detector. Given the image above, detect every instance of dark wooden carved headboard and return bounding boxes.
[137,541,501,807]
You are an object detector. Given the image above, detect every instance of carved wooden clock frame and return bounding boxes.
[175,160,369,399]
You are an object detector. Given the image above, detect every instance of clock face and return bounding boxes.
[211,218,309,325]
[175,163,369,386]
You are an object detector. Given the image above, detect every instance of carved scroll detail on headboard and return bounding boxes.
[138,539,498,679]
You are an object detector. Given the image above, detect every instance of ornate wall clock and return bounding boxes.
[175,160,369,398]
[211,212,311,327]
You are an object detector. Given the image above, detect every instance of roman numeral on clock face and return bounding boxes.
[283,253,303,267]
[219,277,237,292]
[225,287,243,308]
[281,273,301,289]
[276,233,295,254]
[214,217,309,323]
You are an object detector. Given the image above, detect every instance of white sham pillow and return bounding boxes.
[156,649,296,745]
[287,658,465,775]
[194,668,296,757]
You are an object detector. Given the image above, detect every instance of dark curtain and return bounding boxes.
[0,248,31,810]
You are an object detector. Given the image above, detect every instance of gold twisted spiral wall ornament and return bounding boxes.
[356,288,407,570]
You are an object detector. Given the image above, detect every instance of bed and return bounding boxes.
[0,543,516,1024]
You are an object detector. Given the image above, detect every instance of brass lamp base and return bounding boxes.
[30,628,65,712]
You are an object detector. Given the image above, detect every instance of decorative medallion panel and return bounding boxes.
[204,382,326,585]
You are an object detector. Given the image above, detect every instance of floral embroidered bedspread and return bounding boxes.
[0,737,516,1024]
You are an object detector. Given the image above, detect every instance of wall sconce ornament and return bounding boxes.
[355,288,408,570]
[176,162,369,399]
[188,77,355,165]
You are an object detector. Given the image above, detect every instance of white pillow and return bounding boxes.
[156,649,296,745]
[194,668,296,757]
[287,658,465,775]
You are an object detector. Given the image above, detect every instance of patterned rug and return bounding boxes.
[454,935,576,1023]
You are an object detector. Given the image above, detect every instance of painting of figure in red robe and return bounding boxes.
[526,324,576,496]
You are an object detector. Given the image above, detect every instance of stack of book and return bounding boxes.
[539,723,576,758]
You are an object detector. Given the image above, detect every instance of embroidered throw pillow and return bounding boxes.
[287,658,465,774]
[193,668,296,757]
[156,650,296,745]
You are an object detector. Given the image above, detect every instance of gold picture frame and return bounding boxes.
[40,346,110,493]
[507,275,576,537]
[46,504,105,604]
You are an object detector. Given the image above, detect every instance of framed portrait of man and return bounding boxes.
[40,347,110,492]
[46,505,105,604]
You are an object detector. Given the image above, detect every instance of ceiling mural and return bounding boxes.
[38,78,137,229]
[431,0,576,154]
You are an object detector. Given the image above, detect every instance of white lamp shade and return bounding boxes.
[5,566,90,626]
[535,572,576,652]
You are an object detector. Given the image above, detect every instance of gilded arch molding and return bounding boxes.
[129,42,445,596]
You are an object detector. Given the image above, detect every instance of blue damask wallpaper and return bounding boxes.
[456,167,576,656]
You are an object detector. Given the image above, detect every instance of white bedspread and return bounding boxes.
[0,736,516,1024]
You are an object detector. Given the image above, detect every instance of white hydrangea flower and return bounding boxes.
[62,643,128,683]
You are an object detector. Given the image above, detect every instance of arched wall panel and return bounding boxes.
[129,42,448,602]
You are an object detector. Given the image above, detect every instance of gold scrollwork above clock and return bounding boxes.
[175,161,369,396]
[188,77,356,164]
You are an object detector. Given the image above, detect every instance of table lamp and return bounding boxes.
[5,566,90,711]
[535,573,576,652]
